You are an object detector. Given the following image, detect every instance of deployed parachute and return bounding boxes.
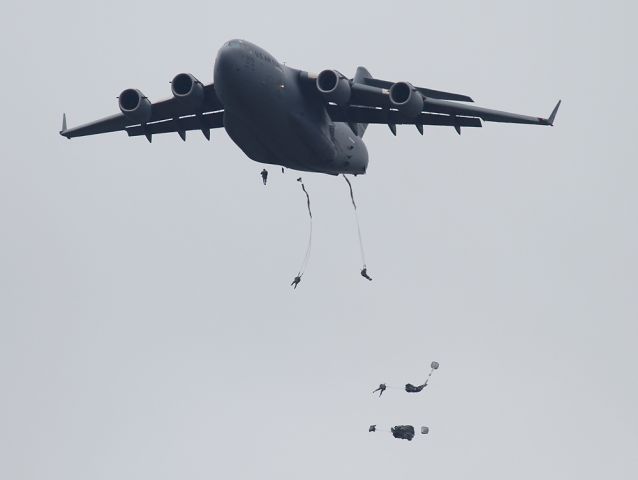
[369,424,430,441]
[342,175,371,281]
[372,360,440,396]
[405,360,440,393]
[392,425,415,441]
[291,177,313,288]
[368,362,439,442]
[405,383,426,393]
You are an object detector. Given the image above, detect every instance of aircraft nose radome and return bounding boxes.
[214,45,233,72]
[214,43,242,87]
[216,41,246,69]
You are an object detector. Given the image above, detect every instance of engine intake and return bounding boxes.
[389,82,424,118]
[316,69,351,105]
[171,73,204,107]
[118,89,152,123]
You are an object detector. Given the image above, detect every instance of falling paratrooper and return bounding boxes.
[343,175,372,282]
[371,361,440,396]
[286,174,373,287]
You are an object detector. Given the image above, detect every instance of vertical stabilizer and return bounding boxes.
[350,67,372,137]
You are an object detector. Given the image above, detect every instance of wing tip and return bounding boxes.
[547,100,561,126]
[59,113,71,139]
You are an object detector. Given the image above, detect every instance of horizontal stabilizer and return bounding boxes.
[362,77,474,102]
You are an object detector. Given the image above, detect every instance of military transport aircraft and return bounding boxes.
[60,39,560,175]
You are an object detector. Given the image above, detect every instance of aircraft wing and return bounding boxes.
[300,71,560,132]
[413,97,560,126]
[327,105,482,135]
[60,84,224,142]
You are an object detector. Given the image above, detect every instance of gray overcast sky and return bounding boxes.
[1,1,637,479]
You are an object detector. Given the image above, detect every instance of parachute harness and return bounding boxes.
[342,175,368,273]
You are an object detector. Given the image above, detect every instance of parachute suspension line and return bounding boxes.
[423,361,440,386]
[342,175,367,269]
[296,177,313,277]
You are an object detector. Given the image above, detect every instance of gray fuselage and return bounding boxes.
[213,40,368,175]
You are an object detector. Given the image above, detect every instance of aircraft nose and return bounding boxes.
[214,42,243,87]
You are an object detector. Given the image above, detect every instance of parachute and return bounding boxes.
[372,361,440,396]
[368,363,438,443]
[405,383,426,393]
[368,424,430,441]
[405,360,440,393]
[342,175,371,281]
[282,174,372,286]
[291,177,313,288]
[392,425,415,441]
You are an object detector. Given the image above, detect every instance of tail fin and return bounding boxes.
[350,66,372,137]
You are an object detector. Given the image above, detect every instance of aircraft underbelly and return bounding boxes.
[216,51,367,174]
[223,113,273,165]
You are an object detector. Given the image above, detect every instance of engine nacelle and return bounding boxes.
[171,73,204,107]
[316,69,351,104]
[118,89,152,123]
[389,82,424,118]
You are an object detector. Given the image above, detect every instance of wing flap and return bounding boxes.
[328,105,482,128]
[125,111,224,137]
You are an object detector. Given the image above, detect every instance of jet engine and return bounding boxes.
[171,73,204,107]
[118,88,152,123]
[316,69,351,104]
[389,82,424,118]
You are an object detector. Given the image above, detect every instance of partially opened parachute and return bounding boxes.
[392,425,415,441]
[369,424,430,441]
[404,360,440,393]
[372,360,440,396]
